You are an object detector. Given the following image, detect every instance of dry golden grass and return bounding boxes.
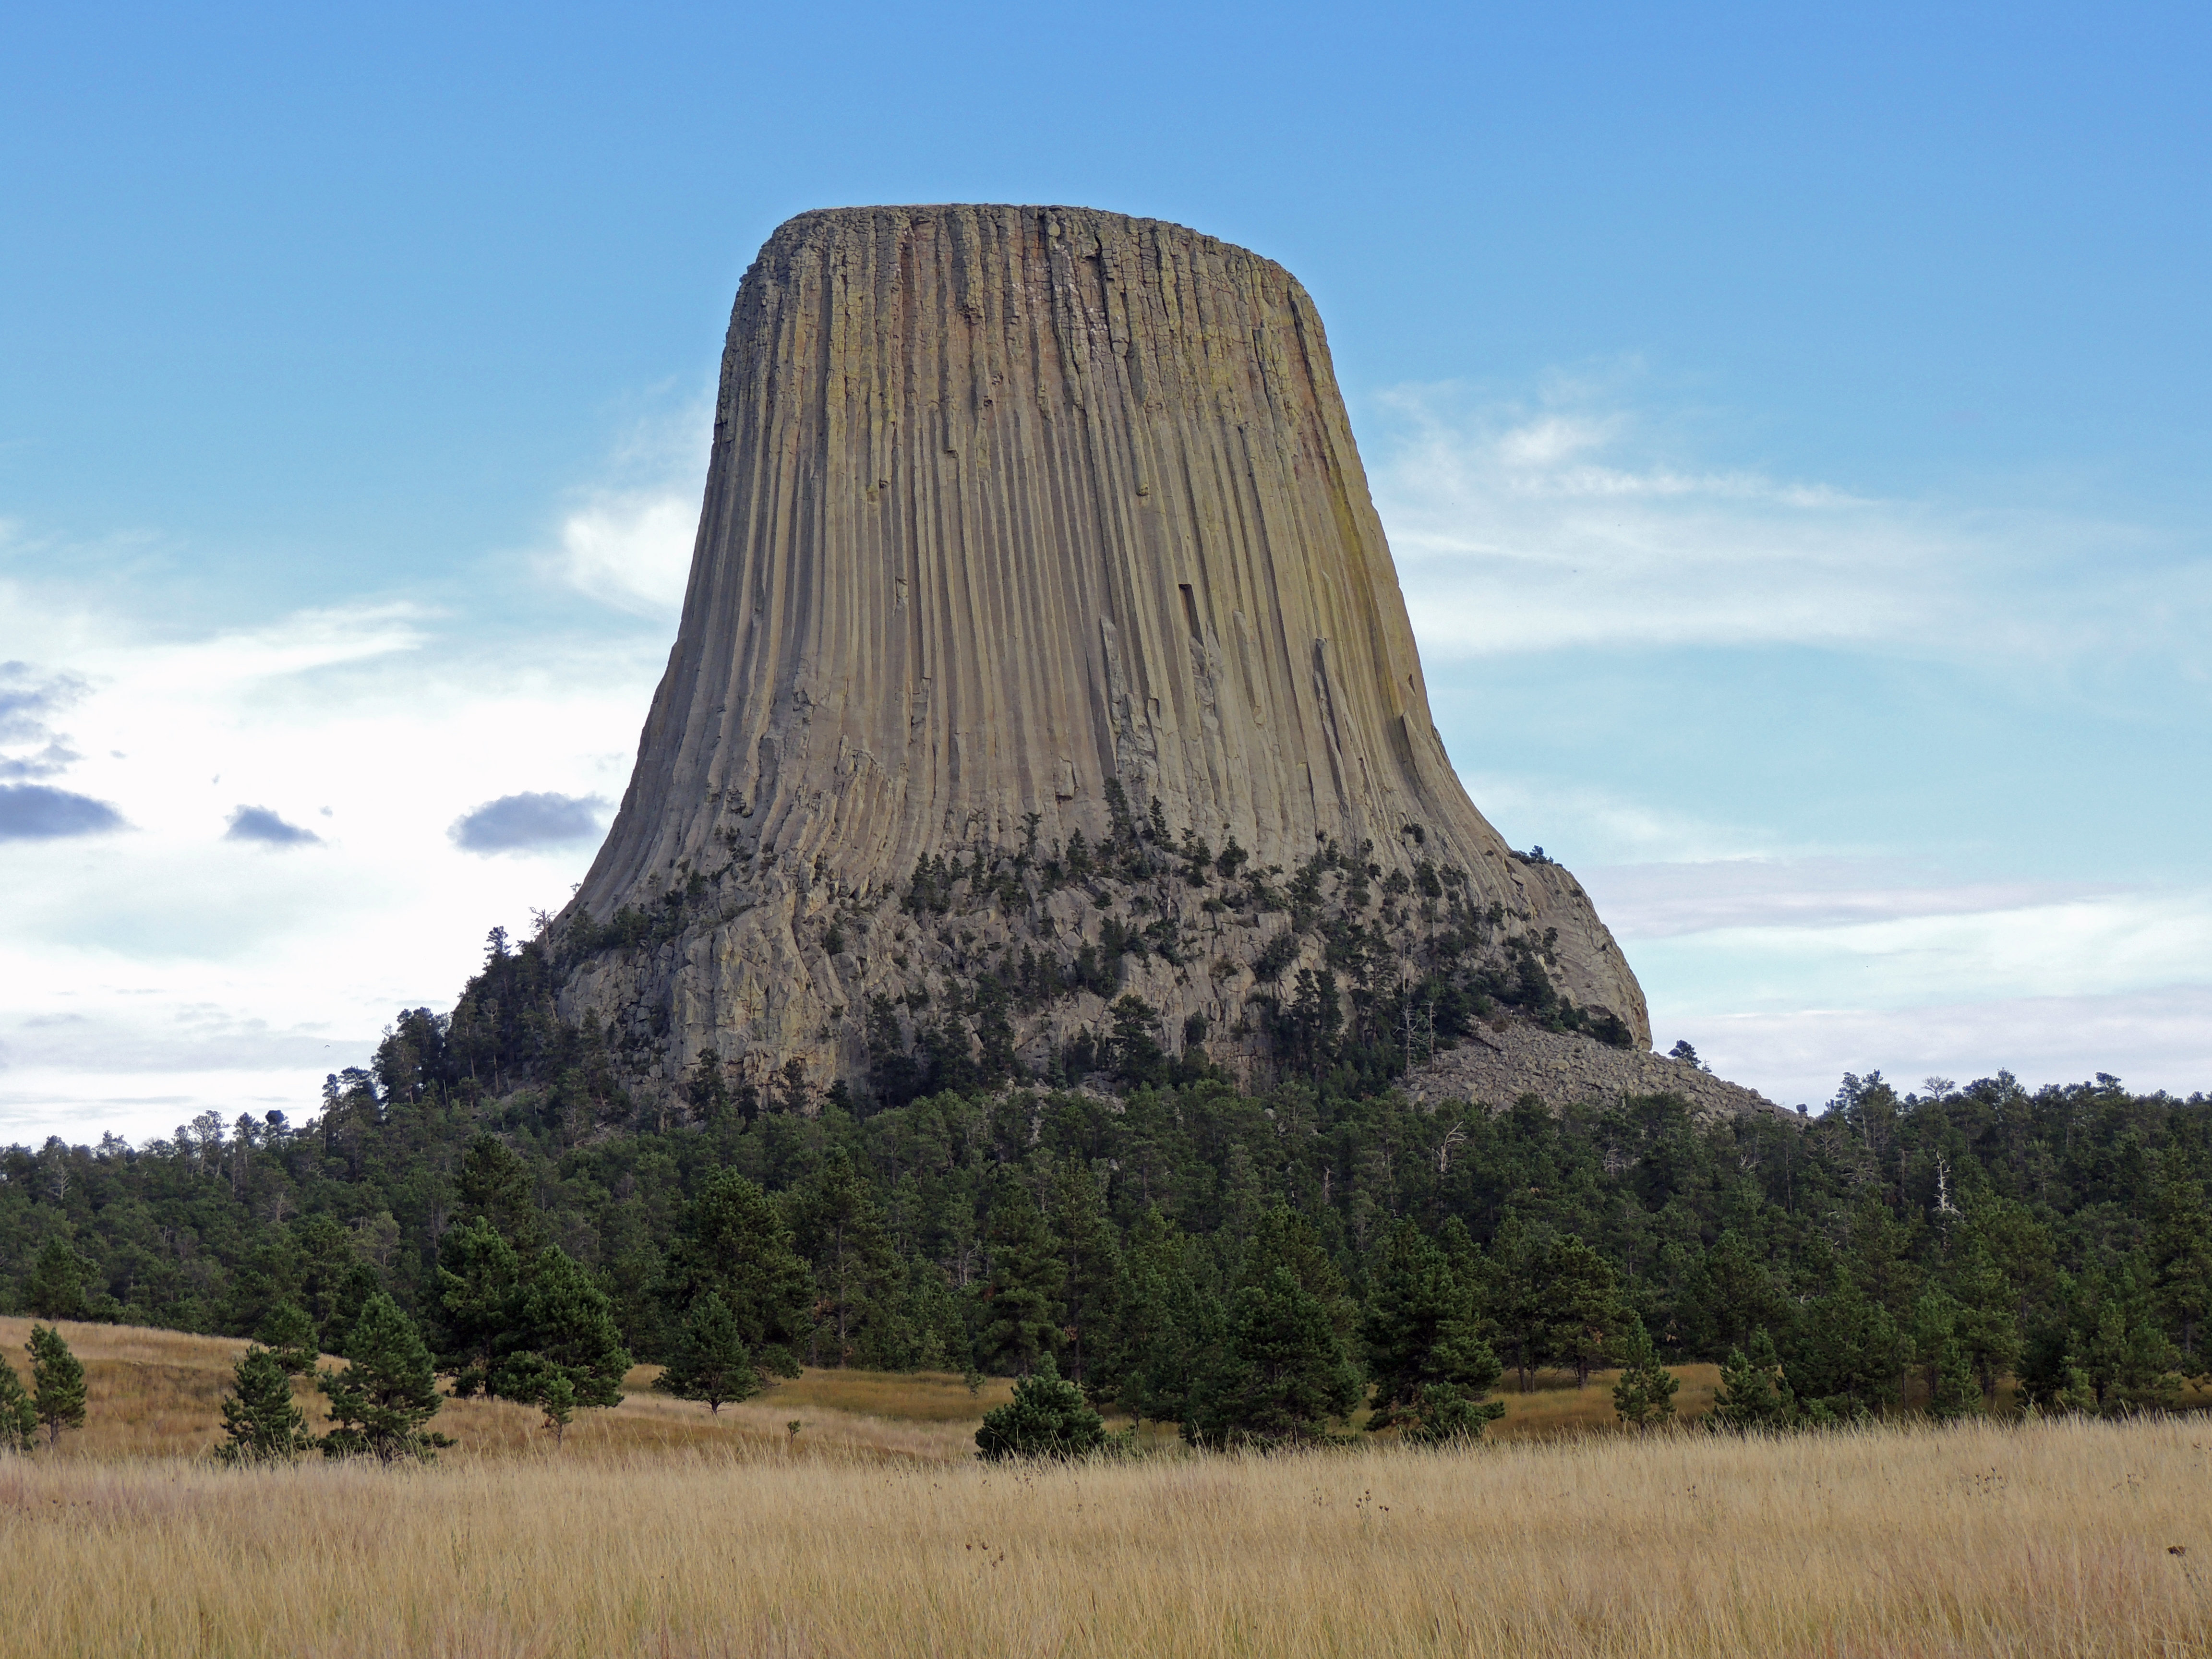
[0,1318,1010,1464]
[2,1416,2207,1657]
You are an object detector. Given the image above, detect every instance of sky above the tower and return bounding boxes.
[3,0,2208,1142]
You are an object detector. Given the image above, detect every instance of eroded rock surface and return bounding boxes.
[1402,1023,1799,1123]
[554,204,1650,1104]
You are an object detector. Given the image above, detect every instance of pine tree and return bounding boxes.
[493,1247,631,1409]
[1185,1207,1362,1447]
[660,1169,813,1375]
[1364,1221,1505,1443]
[1928,1338,1981,1420]
[786,1149,897,1367]
[434,1215,522,1394]
[974,1170,1065,1376]
[1049,1160,1123,1395]
[1707,1329,1796,1431]
[457,1133,546,1252]
[1548,1236,1621,1387]
[254,1304,321,1376]
[655,1292,760,1415]
[216,1344,316,1464]
[974,1354,1107,1460]
[28,1325,86,1450]
[1112,1210,1221,1427]
[1611,1316,1679,1430]
[317,1293,450,1462]
[537,1370,576,1446]
[0,1358,39,1452]
[25,1237,89,1321]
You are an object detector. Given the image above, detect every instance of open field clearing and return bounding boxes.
[0,1317,1768,1459]
[1,1416,2207,1658]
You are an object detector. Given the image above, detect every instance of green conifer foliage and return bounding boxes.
[974,1354,1106,1460]
[786,1149,897,1367]
[659,1169,812,1375]
[655,1292,760,1415]
[1186,1208,1362,1447]
[1611,1317,1680,1430]
[1928,1338,1982,1420]
[316,1293,450,1462]
[495,1247,631,1409]
[1707,1329,1796,1432]
[1112,1210,1222,1427]
[1364,1220,1505,1443]
[254,1304,321,1376]
[25,1238,90,1321]
[1049,1160,1123,1395]
[434,1216,522,1394]
[0,1357,39,1452]
[216,1344,316,1464]
[974,1171,1065,1376]
[28,1324,86,1450]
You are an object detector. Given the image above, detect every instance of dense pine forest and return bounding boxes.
[5,925,2208,1440]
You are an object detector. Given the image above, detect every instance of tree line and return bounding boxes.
[5,985,2208,1450]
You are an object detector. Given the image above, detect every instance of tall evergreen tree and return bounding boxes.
[457,1133,546,1252]
[317,1293,449,1462]
[655,1292,759,1415]
[1707,1329,1796,1432]
[494,1247,631,1408]
[216,1344,316,1464]
[27,1325,85,1450]
[1049,1160,1123,1395]
[1548,1236,1622,1387]
[254,1304,321,1376]
[1112,1210,1221,1427]
[659,1169,812,1375]
[1363,1220,1505,1442]
[1186,1207,1362,1446]
[974,1170,1065,1376]
[433,1215,522,1394]
[786,1148,897,1367]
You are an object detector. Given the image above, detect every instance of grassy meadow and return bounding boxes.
[2,1319,2209,1657]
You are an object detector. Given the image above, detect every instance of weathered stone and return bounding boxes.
[555,205,1650,1102]
[1401,1023,1799,1124]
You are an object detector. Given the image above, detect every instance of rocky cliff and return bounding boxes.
[553,204,1649,1107]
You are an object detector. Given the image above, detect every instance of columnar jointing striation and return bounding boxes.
[558,204,1649,1100]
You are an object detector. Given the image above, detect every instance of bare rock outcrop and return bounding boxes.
[1402,1023,1799,1123]
[554,204,1650,1104]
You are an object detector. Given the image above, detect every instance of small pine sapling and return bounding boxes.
[975,1355,1106,1461]
[539,1370,576,1446]
[1707,1330,1797,1432]
[216,1344,317,1464]
[28,1325,86,1450]
[654,1293,760,1416]
[1611,1318,1679,1431]
[316,1293,451,1462]
[0,1358,38,1452]
[1929,1338,1982,1420]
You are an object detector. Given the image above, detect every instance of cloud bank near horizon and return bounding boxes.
[2,379,2205,1147]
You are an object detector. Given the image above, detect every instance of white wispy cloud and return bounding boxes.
[540,397,710,618]
[1369,381,2195,664]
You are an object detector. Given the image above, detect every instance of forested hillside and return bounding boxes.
[5,931,2207,1435]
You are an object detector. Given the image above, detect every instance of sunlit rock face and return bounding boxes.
[557,204,1648,1105]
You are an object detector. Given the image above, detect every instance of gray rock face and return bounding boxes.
[1402,1024,1798,1123]
[556,204,1649,1102]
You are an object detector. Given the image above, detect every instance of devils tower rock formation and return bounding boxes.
[554,204,1649,1108]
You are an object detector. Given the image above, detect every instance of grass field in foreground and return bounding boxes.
[3,1416,2207,1657]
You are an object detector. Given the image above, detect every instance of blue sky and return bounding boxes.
[4,0,2207,1141]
